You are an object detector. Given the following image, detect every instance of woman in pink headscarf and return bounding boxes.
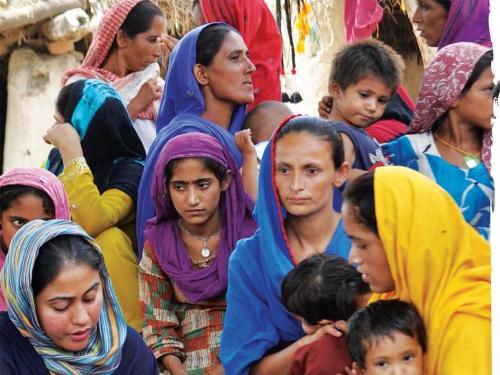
[0,167,70,311]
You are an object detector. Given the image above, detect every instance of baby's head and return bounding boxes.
[347,300,426,375]
[244,101,293,144]
[281,254,370,334]
[328,40,404,128]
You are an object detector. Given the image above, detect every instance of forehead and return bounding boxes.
[38,263,100,296]
[366,331,421,355]
[4,194,46,212]
[218,30,248,53]
[349,75,393,96]
[169,158,214,179]
[275,132,333,163]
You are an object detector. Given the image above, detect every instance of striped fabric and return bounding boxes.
[0,219,127,374]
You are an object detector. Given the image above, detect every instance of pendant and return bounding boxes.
[201,247,211,258]
[464,155,480,169]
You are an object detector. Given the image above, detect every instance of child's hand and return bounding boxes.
[336,362,362,375]
[235,129,256,158]
[318,95,333,119]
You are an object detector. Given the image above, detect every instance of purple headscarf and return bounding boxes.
[438,0,491,49]
[144,133,256,302]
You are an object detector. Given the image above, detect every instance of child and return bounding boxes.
[281,254,371,375]
[346,300,427,375]
[324,40,404,173]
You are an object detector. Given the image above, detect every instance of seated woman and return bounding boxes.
[0,167,70,311]
[342,167,490,374]
[382,43,494,238]
[137,23,256,253]
[140,132,256,374]
[220,116,351,375]
[44,79,145,331]
[0,219,157,374]
[62,0,171,152]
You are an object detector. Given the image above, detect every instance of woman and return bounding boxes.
[0,167,70,311]
[137,23,255,253]
[412,0,490,49]
[44,79,145,331]
[63,0,173,151]
[382,43,494,238]
[220,116,351,375]
[0,219,157,374]
[191,0,282,111]
[140,132,256,374]
[342,167,490,374]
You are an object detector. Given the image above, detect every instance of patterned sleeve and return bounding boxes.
[139,242,187,362]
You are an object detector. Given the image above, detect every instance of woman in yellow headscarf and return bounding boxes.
[341,166,490,375]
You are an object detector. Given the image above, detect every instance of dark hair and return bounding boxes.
[164,157,229,185]
[56,83,73,123]
[343,171,377,235]
[329,39,404,92]
[282,254,370,324]
[346,300,427,369]
[0,185,55,217]
[196,23,236,66]
[32,235,102,297]
[435,0,451,12]
[461,50,493,95]
[276,116,345,169]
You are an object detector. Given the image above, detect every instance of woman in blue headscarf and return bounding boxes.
[220,116,352,375]
[136,22,256,253]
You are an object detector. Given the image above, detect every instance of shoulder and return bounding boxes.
[229,232,262,268]
[116,327,157,374]
[293,335,351,373]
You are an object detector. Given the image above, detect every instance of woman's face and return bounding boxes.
[455,66,494,131]
[168,158,230,229]
[120,15,166,72]
[197,31,256,105]
[342,204,395,294]
[274,132,347,218]
[412,0,448,47]
[35,263,103,352]
[1,194,53,249]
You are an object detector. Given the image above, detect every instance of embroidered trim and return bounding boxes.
[59,157,91,184]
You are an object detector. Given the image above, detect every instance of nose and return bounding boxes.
[187,186,200,206]
[72,304,90,326]
[245,57,256,74]
[365,97,377,112]
[390,365,405,375]
[412,8,422,23]
[290,172,304,193]
[348,246,360,265]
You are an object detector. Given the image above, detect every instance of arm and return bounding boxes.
[139,244,188,375]
[235,130,258,201]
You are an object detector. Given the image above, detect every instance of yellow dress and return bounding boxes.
[370,166,491,375]
[59,157,142,331]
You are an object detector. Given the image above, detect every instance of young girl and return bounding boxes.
[139,132,256,374]
[0,219,156,373]
[0,167,70,311]
[220,116,351,375]
[382,42,494,238]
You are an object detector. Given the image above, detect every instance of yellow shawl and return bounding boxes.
[371,166,491,374]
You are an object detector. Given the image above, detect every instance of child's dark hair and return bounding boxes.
[0,185,55,217]
[32,234,102,297]
[343,171,377,235]
[281,254,370,324]
[346,300,427,369]
[276,116,345,169]
[461,50,493,95]
[329,40,404,92]
[196,23,238,66]
[164,157,228,185]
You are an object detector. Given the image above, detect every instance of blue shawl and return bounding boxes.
[219,118,351,374]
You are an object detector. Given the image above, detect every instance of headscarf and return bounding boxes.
[46,79,146,204]
[409,42,492,172]
[371,166,491,375]
[220,116,352,374]
[438,0,491,49]
[0,167,71,312]
[0,219,127,374]
[156,23,247,133]
[62,0,161,121]
[198,0,282,111]
[144,133,255,302]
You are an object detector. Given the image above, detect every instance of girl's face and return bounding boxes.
[1,194,54,249]
[342,204,395,294]
[168,158,230,229]
[274,132,347,218]
[412,0,448,47]
[195,30,256,105]
[120,15,166,72]
[455,66,494,131]
[35,263,103,352]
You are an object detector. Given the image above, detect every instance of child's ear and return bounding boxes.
[221,170,232,192]
[193,64,209,86]
[330,81,342,99]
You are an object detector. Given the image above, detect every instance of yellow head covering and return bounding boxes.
[372,166,491,375]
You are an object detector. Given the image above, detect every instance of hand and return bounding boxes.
[159,34,179,76]
[212,364,225,375]
[43,122,83,164]
[336,362,362,375]
[128,78,162,118]
[161,354,188,375]
[318,95,333,119]
[235,129,257,158]
[299,321,345,348]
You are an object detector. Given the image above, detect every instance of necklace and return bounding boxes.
[177,219,221,258]
[434,134,481,168]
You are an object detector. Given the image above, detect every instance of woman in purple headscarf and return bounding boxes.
[139,132,256,374]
